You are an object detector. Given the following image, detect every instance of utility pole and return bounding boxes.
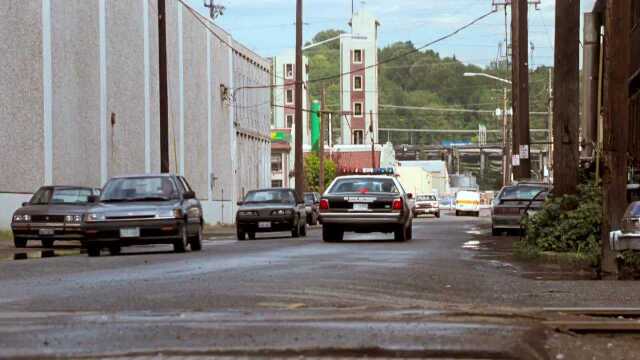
[502,87,512,186]
[294,0,304,198]
[511,0,531,180]
[319,87,326,193]
[601,0,631,276]
[547,68,553,173]
[581,12,600,159]
[370,110,375,169]
[552,0,580,196]
[158,0,169,173]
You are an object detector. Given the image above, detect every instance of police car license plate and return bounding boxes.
[353,203,369,211]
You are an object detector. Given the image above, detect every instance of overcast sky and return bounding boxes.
[187,0,596,68]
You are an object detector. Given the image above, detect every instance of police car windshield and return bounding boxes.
[328,178,399,194]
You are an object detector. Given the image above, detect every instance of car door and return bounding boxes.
[177,176,202,233]
[292,191,305,224]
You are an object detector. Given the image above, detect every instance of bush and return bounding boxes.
[304,153,337,193]
[521,181,602,265]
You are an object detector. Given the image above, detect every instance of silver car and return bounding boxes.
[491,183,550,235]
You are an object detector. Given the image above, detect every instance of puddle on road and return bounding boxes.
[462,226,599,281]
[5,249,84,261]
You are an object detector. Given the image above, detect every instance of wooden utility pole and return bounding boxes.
[294,0,304,198]
[581,12,600,158]
[511,0,531,180]
[552,0,580,196]
[158,0,169,173]
[601,0,631,276]
[370,110,375,168]
[319,87,326,193]
[502,88,512,186]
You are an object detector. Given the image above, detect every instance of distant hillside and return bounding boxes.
[305,30,553,146]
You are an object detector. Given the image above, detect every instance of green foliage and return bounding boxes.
[0,230,12,242]
[521,181,602,265]
[304,154,337,193]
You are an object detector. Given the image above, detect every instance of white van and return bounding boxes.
[455,190,481,217]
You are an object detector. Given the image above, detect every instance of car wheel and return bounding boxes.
[394,225,408,242]
[41,239,54,248]
[322,226,333,242]
[248,232,256,240]
[190,225,203,251]
[435,212,440,218]
[173,226,188,253]
[237,228,246,241]
[87,245,100,257]
[300,221,307,237]
[455,210,460,216]
[13,237,27,248]
[108,245,121,256]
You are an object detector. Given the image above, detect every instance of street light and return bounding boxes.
[463,72,512,85]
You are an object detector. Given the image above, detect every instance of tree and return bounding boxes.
[304,154,337,192]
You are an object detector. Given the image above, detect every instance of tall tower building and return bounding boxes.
[340,11,379,145]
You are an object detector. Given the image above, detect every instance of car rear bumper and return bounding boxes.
[83,219,183,245]
[237,215,295,233]
[491,215,523,229]
[11,223,84,240]
[415,208,439,214]
[319,212,403,225]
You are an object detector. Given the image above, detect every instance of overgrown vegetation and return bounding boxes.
[304,154,337,193]
[0,230,12,242]
[520,180,602,266]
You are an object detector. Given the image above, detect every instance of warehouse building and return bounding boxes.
[0,0,271,228]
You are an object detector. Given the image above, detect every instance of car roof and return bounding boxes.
[110,173,175,179]
[332,175,396,180]
[249,188,294,192]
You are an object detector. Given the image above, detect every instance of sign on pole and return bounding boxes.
[512,154,521,167]
[519,145,529,159]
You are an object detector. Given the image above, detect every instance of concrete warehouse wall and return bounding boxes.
[0,0,271,228]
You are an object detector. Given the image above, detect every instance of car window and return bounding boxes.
[328,178,399,194]
[245,190,295,204]
[304,193,315,204]
[500,186,548,200]
[101,177,178,201]
[50,188,93,204]
[416,195,436,201]
[179,177,194,193]
[30,188,53,205]
[624,202,640,218]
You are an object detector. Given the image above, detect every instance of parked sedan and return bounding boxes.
[236,188,307,240]
[304,192,321,225]
[491,182,551,235]
[11,186,101,248]
[319,176,413,242]
[82,174,203,257]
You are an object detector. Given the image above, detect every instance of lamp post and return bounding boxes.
[464,73,512,186]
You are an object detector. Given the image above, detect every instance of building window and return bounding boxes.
[353,75,363,91]
[272,180,283,188]
[353,102,363,117]
[353,49,363,64]
[352,130,364,145]
[285,64,293,79]
[286,89,293,104]
[286,115,294,128]
[271,154,283,173]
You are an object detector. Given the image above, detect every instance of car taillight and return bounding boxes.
[392,198,403,210]
[319,199,329,210]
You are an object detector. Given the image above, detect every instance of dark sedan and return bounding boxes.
[491,182,551,235]
[82,174,203,257]
[304,192,321,226]
[235,189,307,240]
[11,186,101,248]
[319,175,413,242]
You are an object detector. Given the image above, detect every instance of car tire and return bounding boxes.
[455,210,460,216]
[13,237,27,248]
[435,212,440,218]
[475,211,480,217]
[108,245,121,256]
[248,232,256,240]
[322,225,342,242]
[173,226,188,253]
[190,225,203,251]
[87,245,100,257]
[394,225,408,242]
[237,228,246,241]
[41,239,54,248]
[492,227,501,236]
[311,213,318,226]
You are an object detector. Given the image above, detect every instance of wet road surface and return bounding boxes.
[1,212,640,358]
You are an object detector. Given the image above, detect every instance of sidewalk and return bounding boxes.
[203,224,236,238]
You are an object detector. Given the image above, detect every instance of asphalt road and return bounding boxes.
[1,211,640,359]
